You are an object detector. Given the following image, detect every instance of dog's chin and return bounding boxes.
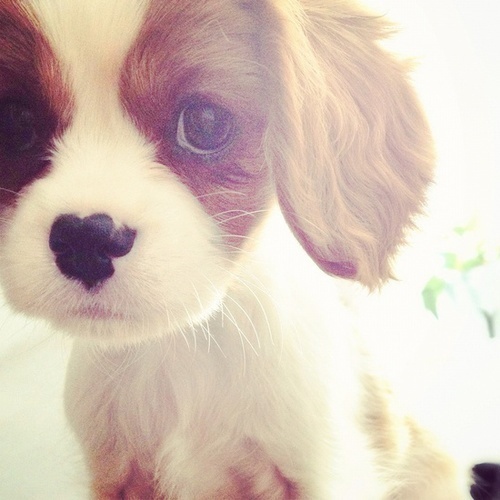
[53,316,178,348]
[1,270,228,348]
[47,298,222,348]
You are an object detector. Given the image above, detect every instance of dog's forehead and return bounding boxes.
[12,0,263,124]
[26,0,149,81]
[24,0,259,78]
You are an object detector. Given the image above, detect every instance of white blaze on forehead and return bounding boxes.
[25,0,154,172]
[26,0,149,71]
[26,0,149,115]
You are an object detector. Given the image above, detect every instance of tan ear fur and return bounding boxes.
[253,0,434,288]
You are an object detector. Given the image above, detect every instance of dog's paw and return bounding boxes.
[471,463,500,500]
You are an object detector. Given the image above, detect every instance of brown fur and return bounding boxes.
[0,0,71,201]
[250,0,434,286]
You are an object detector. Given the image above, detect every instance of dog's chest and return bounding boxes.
[66,336,307,497]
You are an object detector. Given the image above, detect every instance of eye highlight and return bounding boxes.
[176,98,235,156]
[0,99,38,156]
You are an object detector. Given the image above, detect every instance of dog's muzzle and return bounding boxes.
[49,213,136,290]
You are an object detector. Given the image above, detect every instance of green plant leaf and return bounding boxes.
[453,225,469,236]
[443,252,459,269]
[422,277,447,318]
[483,311,496,338]
[461,253,486,272]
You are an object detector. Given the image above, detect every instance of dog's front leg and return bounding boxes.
[88,456,158,500]
[64,343,166,499]
[86,452,156,500]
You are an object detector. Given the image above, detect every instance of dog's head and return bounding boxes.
[0,0,433,344]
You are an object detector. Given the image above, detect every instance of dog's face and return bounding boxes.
[0,0,433,345]
[0,0,272,343]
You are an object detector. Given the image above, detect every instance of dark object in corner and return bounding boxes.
[471,463,500,500]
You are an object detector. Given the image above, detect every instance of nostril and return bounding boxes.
[49,214,84,255]
[49,213,136,289]
[103,226,136,258]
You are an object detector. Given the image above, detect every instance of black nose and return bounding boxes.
[49,213,136,290]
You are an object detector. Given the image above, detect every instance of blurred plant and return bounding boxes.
[422,221,500,337]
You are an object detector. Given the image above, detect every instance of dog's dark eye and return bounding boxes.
[176,99,235,155]
[0,100,38,156]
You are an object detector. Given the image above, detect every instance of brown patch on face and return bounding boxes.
[0,1,72,204]
[120,0,272,251]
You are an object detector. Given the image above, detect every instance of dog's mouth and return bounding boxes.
[70,304,130,321]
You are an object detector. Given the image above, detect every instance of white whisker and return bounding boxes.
[196,189,245,200]
[223,294,261,354]
[214,209,269,225]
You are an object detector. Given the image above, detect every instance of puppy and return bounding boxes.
[0,0,464,498]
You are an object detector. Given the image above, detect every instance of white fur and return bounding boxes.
[62,212,388,498]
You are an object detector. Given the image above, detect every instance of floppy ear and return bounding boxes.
[255,0,434,288]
